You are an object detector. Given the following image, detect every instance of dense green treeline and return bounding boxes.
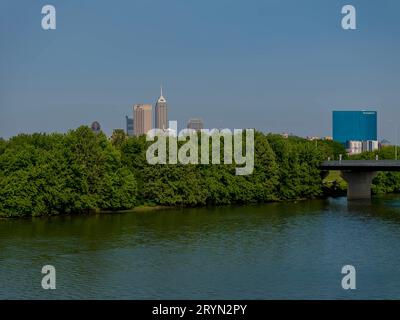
[0,128,137,217]
[0,127,346,217]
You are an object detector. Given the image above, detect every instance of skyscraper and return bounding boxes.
[332,111,377,144]
[133,104,152,136]
[155,86,168,129]
[125,115,134,136]
[187,118,204,131]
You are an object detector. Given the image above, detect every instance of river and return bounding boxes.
[1,196,400,299]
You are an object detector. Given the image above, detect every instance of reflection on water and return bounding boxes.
[1,196,400,299]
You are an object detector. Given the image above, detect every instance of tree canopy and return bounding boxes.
[0,128,350,217]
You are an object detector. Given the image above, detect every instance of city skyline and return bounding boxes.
[1,1,400,141]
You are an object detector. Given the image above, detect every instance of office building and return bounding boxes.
[281,132,289,139]
[133,104,152,136]
[346,140,362,155]
[346,140,379,155]
[125,115,134,136]
[332,110,377,145]
[362,140,379,152]
[187,118,203,131]
[155,86,168,130]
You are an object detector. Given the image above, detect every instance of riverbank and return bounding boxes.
[100,205,174,214]
[0,205,172,219]
[0,198,325,219]
[1,178,398,219]
[0,194,349,219]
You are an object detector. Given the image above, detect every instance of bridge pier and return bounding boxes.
[340,171,377,200]
[320,160,400,201]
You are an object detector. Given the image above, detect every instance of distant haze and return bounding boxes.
[1,0,400,142]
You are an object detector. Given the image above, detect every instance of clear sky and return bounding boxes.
[1,0,400,141]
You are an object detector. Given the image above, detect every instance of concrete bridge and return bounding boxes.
[320,160,400,200]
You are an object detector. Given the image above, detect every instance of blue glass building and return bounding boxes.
[332,111,377,144]
[125,115,134,136]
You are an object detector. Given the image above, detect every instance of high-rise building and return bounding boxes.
[332,111,377,145]
[133,104,152,136]
[125,115,134,136]
[155,86,168,130]
[187,118,204,131]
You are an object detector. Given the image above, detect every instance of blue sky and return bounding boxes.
[1,0,400,140]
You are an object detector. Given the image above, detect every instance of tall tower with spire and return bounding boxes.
[155,85,168,130]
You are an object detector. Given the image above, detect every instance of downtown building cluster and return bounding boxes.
[125,87,204,136]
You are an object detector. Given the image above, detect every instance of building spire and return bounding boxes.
[157,84,166,104]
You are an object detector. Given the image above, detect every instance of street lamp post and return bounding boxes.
[388,120,398,160]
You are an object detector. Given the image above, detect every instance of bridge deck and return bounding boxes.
[320,160,400,171]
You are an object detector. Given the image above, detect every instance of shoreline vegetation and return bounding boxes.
[1,127,400,218]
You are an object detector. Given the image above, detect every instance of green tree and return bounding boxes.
[0,127,137,217]
[0,138,5,156]
[111,129,127,149]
